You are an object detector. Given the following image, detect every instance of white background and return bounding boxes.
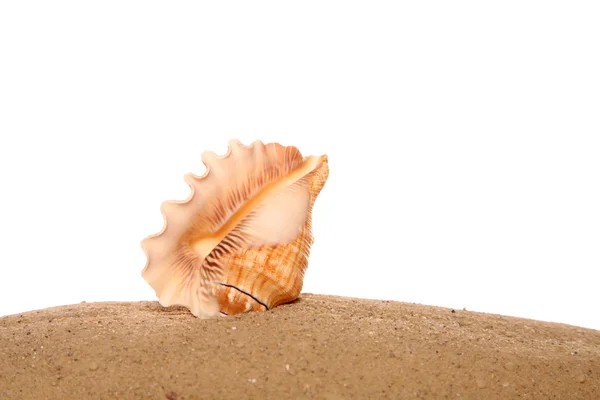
[1,2,599,330]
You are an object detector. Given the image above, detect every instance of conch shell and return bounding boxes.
[141,139,329,318]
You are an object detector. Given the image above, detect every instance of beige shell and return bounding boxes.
[141,139,329,318]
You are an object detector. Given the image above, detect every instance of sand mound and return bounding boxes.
[1,294,598,399]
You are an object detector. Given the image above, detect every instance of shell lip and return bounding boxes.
[140,140,328,274]
[139,139,252,279]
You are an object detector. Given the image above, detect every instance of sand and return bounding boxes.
[1,294,599,399]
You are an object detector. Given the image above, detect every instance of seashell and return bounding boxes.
[141,139,329,318]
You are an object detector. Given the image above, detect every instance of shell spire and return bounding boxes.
[141,139,329,318]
